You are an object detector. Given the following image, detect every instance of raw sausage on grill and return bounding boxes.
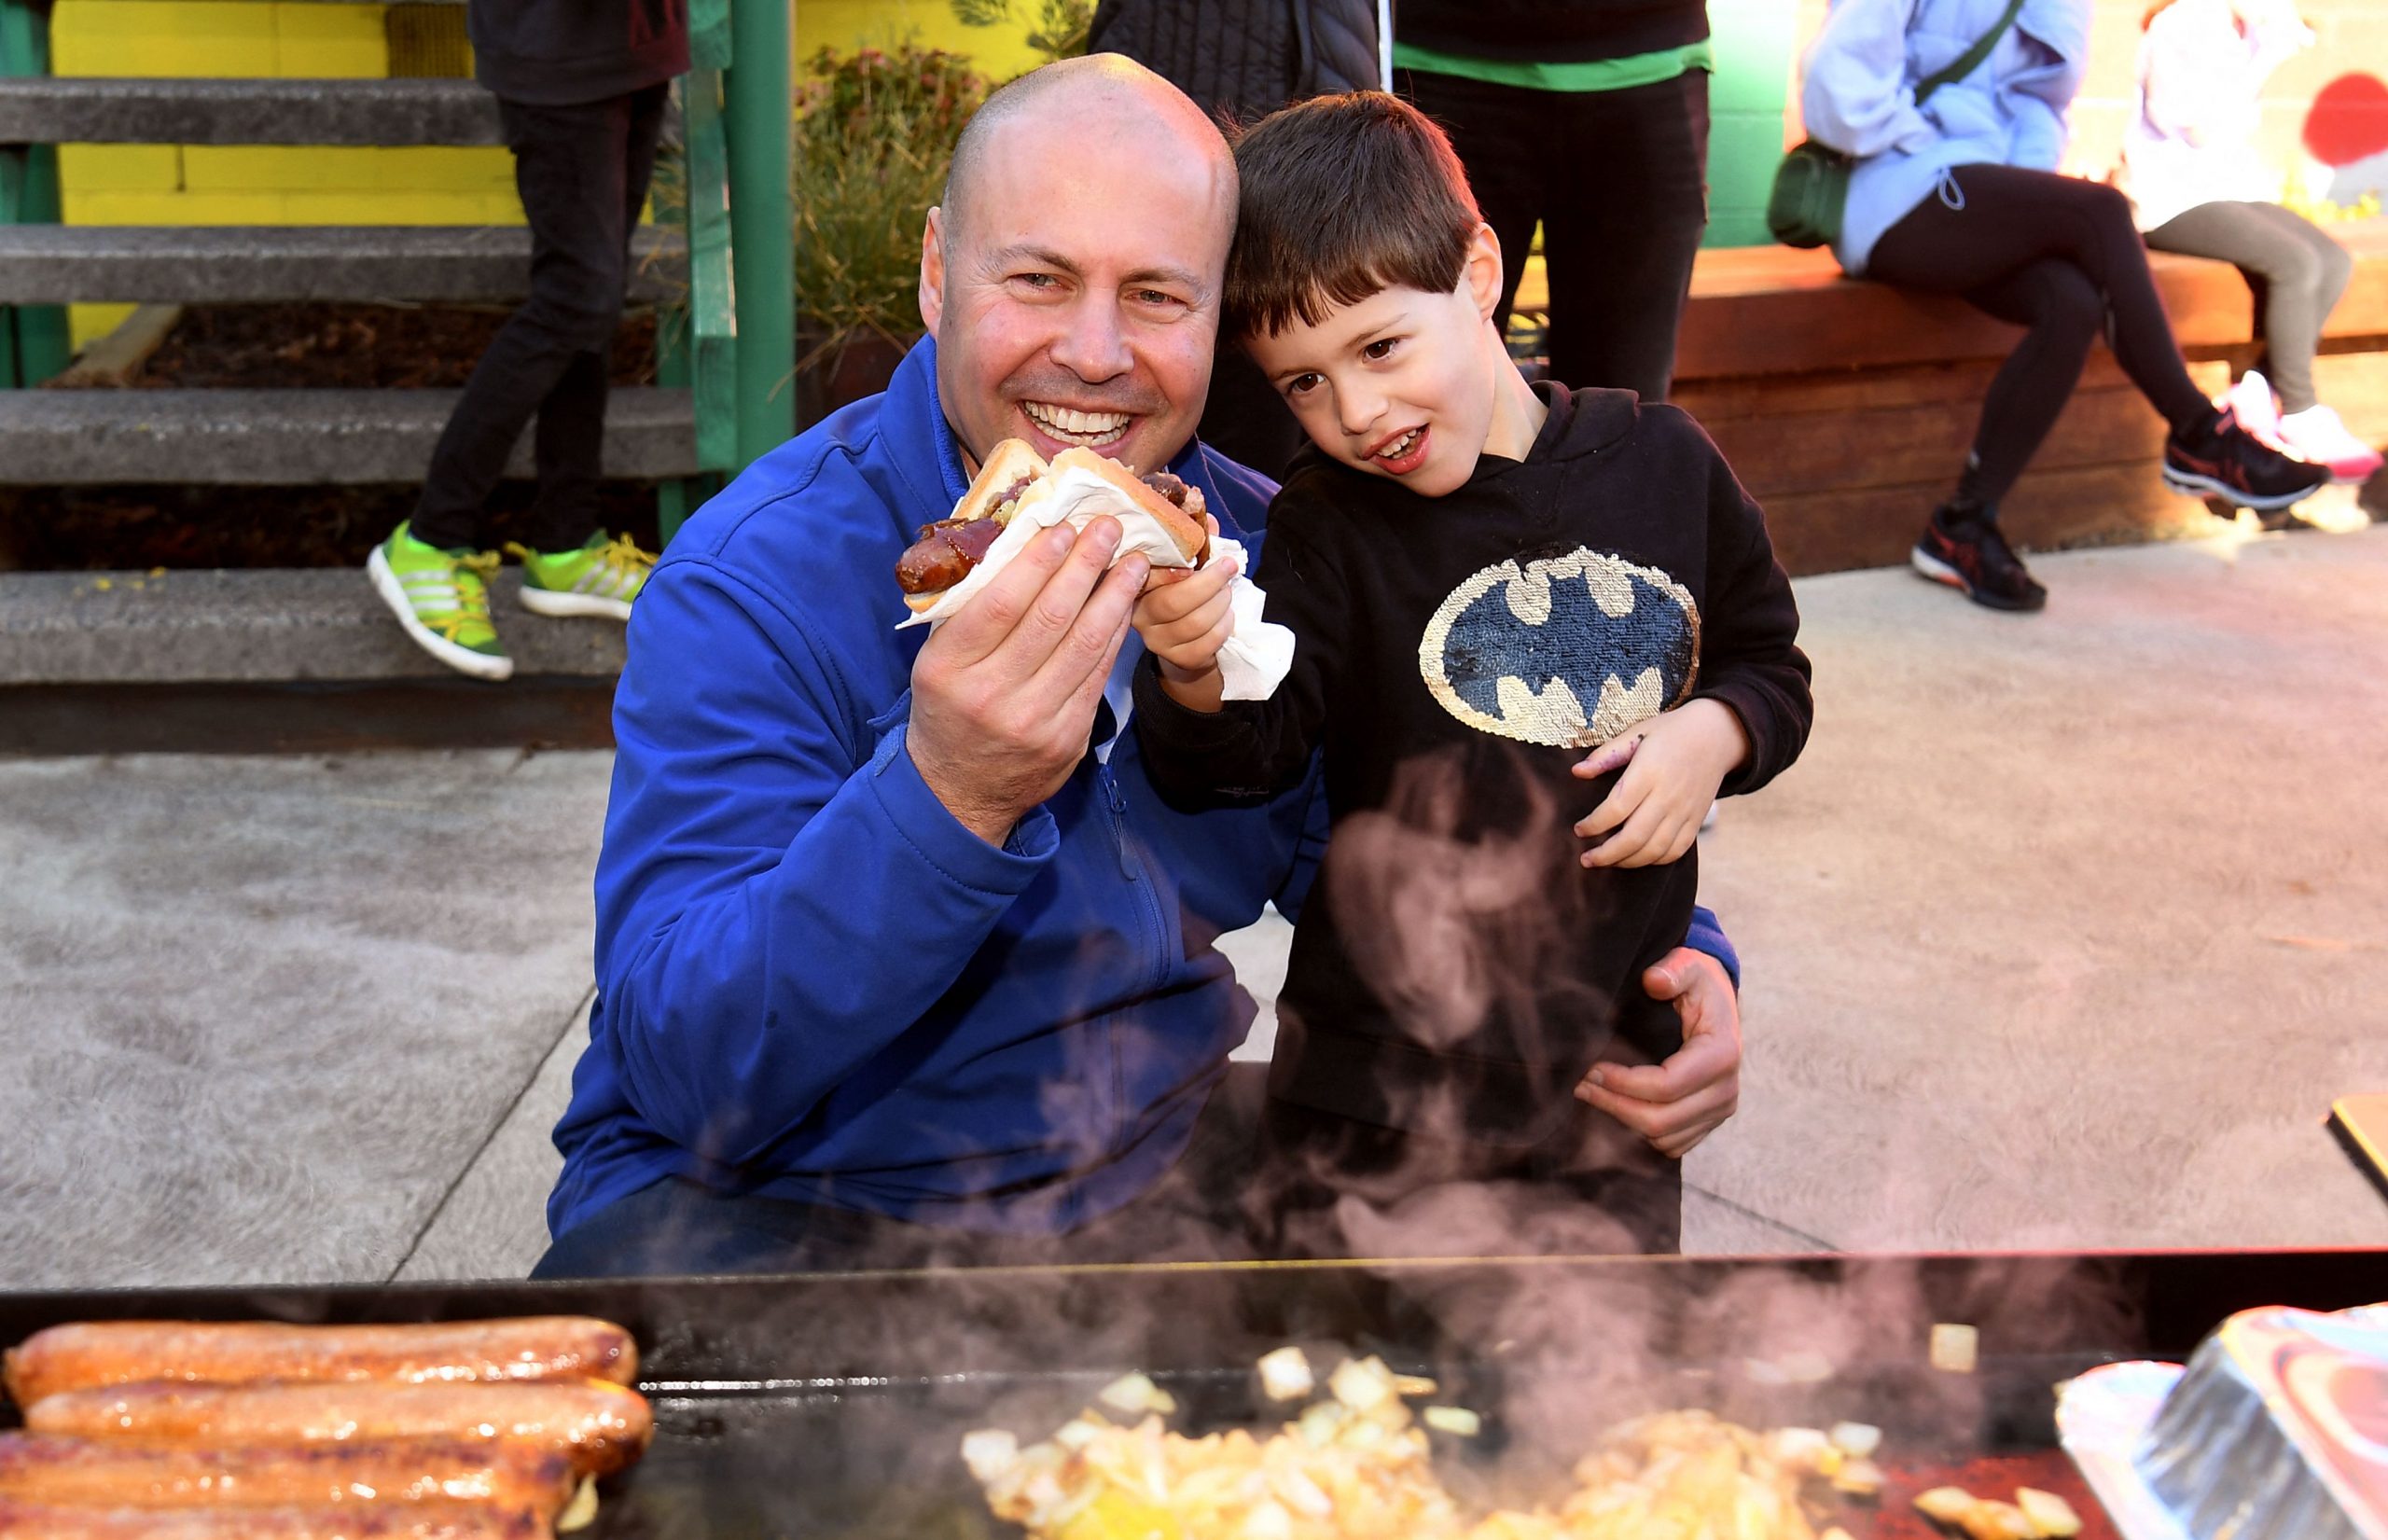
[4,1320,637,1409]
[22,1382,651,1479]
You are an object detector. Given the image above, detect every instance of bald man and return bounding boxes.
[534,57,1744,1276]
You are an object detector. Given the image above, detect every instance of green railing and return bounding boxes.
[658,0,793,546]
[0,0,69,388]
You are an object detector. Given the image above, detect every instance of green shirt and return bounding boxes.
[1391,38,1714,93]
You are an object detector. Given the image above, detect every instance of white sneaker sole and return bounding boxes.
[2161,465,2326,512]
[367,546,514,682]
[518,586,632,621]
[1910,546,1966,590]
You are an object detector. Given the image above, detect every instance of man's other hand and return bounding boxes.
[909,516,1147,845]
[1574,947,1742,1158]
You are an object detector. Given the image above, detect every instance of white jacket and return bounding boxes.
[2119,0,2310,231]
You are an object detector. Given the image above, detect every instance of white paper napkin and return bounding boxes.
[896,465,1294,701]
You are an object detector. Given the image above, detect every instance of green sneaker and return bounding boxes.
[366,522,512,681]
[508,531,656,621]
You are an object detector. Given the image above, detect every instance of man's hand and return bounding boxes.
[909,516,1148,845]
[1132,514,1235,714]
[1575,947,1742,1159]
[1572,698,1748,868]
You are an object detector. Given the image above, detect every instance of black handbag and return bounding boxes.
[1767,0,2030,249]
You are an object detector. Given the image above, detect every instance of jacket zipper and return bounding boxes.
[1100,765,1173,1152]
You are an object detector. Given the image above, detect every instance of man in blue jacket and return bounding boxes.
[534,55,1748,1277]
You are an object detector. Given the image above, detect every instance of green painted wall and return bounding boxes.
[1706,0,1796,248]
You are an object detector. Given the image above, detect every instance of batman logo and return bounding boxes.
[1418,548,1700,749]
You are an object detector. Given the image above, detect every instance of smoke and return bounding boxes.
[1325,748,1603,1061]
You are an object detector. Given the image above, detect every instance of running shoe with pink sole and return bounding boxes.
[2226,370,2285,449]
[2274,404,2384,484]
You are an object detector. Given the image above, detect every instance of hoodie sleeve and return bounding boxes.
[1133,494,1351,807]
[1801,0,1936,160]
[591,557,1059,1167]
[1675,418,1814,798]
[2003,28,2081,172]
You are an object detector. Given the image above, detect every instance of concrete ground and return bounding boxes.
[3,522,2384,1290]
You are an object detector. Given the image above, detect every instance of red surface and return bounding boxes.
[1857,1450,2120,1540]
[2304,72,2388,167]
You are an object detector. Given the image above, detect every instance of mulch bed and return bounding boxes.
[1,302,668,572]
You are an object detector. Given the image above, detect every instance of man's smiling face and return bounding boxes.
[920,72,1233,475]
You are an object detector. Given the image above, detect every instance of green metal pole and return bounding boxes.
[0,0,70,385]
[723,0,792,468]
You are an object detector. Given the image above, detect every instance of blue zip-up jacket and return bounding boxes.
[1799,0,2090,273]
[547,337,1327,1241]
[548,335,1742,1243]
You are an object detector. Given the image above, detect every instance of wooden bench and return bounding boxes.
[1511,220,2388,575]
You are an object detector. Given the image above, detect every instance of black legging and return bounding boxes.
[1865,163,2214,510]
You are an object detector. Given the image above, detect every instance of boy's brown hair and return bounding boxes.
[1227,90,1482,340]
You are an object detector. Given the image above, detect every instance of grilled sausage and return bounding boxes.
[22,1383,650,1479]
[0,1435,576,1516]
[4,1321,636,1409]
[895,514,1008,594]
[0,1497,542,1538]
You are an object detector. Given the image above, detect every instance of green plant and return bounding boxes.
[950,0,1093,68]
[791,45,989,355]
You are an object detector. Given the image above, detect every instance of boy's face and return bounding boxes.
[1244,226,1505,499]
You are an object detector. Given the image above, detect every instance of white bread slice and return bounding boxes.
[954,437,1049,525]
[1030,448,1210,565]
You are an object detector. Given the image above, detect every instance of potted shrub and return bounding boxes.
[793,45,987,423]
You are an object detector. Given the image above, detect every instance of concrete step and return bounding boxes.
[0,387,696,483]
[0,225,687,304]
[0,567,626,687]
[0,77,499,146]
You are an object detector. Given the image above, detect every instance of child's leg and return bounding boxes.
[2145,201,2352,414]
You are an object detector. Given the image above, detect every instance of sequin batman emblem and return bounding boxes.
[1418,548,1700,749]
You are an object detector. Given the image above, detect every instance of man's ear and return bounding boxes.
[1465,222,1504,321]
[919,206,947,338]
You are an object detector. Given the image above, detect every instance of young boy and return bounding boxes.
[1129,92,1812,1255]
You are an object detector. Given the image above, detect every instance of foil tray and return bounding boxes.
[2059,1303,2388,1540]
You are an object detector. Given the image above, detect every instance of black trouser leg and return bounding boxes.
[2145,200,2353,413]
[412,83,670,552]
[1538,71,1709,400]
[1866,163,2215,510]
[1397,67,1544,343]
[1400,69,1710,400]
[1953,259,2107,507]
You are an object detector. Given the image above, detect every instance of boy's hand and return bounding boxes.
[1575,948,1741,1158]
[1132,514,1237,710]
[1571,698,1749,868]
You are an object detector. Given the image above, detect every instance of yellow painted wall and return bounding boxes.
[51,0,1049,345]
[794,1,1043,80]
[51,0,521,343]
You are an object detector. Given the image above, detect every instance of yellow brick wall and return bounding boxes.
[50,0,1051,344]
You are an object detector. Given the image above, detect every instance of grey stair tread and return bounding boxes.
[0,388,696,484]
[0,77,500,146]
[0,225,687,304]
[0,567,623,687]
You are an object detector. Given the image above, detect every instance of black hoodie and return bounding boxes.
[1133,383,1810,1146]
[468,0,689,106]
